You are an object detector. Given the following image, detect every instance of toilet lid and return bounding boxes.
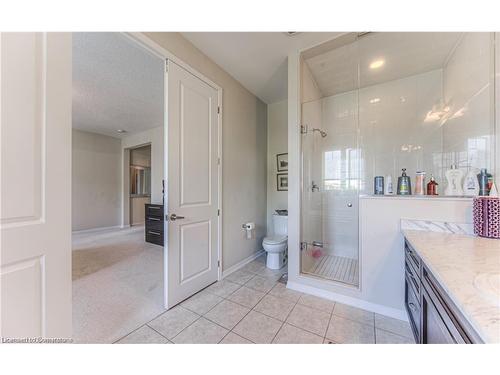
[263,235,287,245]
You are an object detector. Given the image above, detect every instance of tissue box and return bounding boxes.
[473,197,500,239]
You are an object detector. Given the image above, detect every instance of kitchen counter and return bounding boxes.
[403,230,500,343]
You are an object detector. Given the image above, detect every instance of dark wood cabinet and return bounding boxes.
[404,239,482,344]
[145,204,164,246]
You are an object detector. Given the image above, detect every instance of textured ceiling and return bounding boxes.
[182,32,341,104]
[72,33,164,138]
[305,32,463,97]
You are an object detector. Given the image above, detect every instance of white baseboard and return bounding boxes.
[72,225,123,235]
[287,280,408,321]
[221,250,265,279]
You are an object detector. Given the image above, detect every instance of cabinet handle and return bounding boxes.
[148,230,161,236]
[408,302,417,311]
[148,217,161,221]
[149,206,160,210]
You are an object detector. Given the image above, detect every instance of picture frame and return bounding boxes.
[277,173,288,191]
[276,153,288,172]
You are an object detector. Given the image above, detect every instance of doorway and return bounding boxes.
[71,32,222,342]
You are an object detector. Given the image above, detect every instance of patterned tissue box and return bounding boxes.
[473,197,500,239]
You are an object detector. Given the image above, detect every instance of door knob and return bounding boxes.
[347,203,353,207]
[169,213,185,221]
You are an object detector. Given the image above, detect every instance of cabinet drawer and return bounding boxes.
[145,204,164,218]
[405,240,421,276]
[405,275,420,343]
[146,217,164,232]
[405,260,420,298]
[146,229,164,246]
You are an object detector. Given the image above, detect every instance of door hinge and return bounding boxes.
[165,59,169,72]
[217,106,220,114]
[217,157,221,165]
[218,260,220,268]
[217,209,220,216]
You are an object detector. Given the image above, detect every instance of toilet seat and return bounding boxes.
[263,235,287,245]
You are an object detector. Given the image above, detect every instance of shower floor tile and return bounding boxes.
[302,253,359,286]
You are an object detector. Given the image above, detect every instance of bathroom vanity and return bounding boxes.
[145,203,164,246]
[403,230,500,344]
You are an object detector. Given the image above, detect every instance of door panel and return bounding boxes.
[0,33,72,338]
[166,60,219,308]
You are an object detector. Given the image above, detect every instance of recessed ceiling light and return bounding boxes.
[369,98,381,104]
[370,59,385,69]
[117,129,127,134]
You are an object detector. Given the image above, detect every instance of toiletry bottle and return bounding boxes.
[463,168,479,196]
[415,171,426,195]
[397,168,411,195]
[374,176,384,195]
[489,183,499,197]
[427,175,438,195]
[445,164,464,196]
[385,175,394,195]
[487,172,493,194]
[477,168,489,196]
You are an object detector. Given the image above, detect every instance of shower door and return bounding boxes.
[300,86,361,286]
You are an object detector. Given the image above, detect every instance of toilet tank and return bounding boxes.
[272,214,288,236]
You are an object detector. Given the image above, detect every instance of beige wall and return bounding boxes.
[267,100,288,233]
[144,33,268,271]
[72,129,121,231]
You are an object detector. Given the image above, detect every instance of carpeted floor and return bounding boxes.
[72,226,165,343]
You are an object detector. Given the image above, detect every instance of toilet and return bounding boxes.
[262,214,288,269]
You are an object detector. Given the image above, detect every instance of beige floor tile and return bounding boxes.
[254,266,286,281]
[180,291,224,315]
[244,275,277,293]
[376,329,415,344]
[224,269,255,285]
[268,283,303,303]
[219,332,253,344]
[286,304,331,337]
[227,286,265,308]
[254,294,295,321]
[116,325,170,344]
[375,314,413,338]
[273,323,323,344]
[240,260,266,274]
[333,302,374,326]
[172,317,228,344]
[205,280,241,298]
[233,310,282,344]
[326,315,375,344]
[147,306,199,339]
[204,300,250,329]
[298,294,335,314]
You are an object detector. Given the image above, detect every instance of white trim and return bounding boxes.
[287,280,408,321]
[221,250,265,279]
[72,225,123,235]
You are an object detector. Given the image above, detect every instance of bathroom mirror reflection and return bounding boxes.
[130,165,151,196]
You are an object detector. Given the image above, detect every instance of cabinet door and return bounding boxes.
[421,288,457,344]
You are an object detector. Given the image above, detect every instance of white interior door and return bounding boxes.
[165,60,219,308]
[0,33,72,339]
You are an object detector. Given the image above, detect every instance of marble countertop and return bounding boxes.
[403,230,500,343]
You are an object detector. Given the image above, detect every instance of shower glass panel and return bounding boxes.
[300,32,496,287]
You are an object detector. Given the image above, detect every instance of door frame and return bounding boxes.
[123,33,223,308]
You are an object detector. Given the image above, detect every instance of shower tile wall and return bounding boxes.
[442,33,495,175]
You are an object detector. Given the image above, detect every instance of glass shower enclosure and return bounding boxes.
[299,32,496,287]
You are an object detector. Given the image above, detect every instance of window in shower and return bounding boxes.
[299,32,496,287]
